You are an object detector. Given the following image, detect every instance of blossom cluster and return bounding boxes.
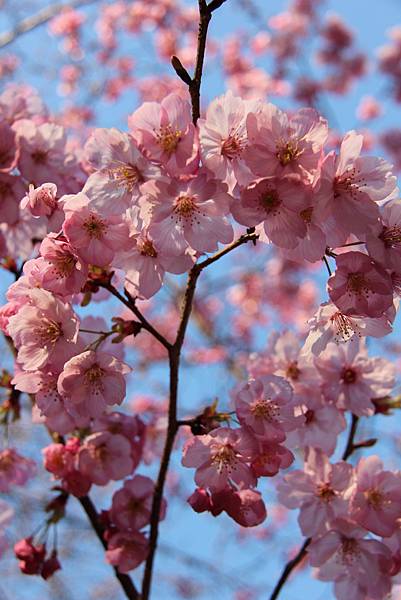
[1,78,401,597]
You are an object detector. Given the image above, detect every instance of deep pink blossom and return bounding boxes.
[328,252,394,318]
[182,427,256,492]
[78,431,134,485]
[110,475,165,531]
[106,530,148,573]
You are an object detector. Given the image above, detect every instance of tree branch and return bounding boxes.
[268,414,360,600]
[78,496,140,600]
[0,0,99,49]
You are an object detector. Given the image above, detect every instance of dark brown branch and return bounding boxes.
[268,414,360,600]
[0,0,99,49]
[78,496,140,600]
[101,282,172,351]
[141,232,256,599]
[171,0,228,123]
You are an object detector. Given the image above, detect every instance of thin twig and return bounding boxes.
[268,414,360,600]
[0,0,98,49]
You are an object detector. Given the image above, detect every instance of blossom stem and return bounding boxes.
[268,414,360,600]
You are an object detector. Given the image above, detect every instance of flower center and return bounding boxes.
[37,320,62,345]
[251,398,280,421]
[333,167,364,200]
[221,134,246,159]
[300,207,313,225]
[174,194,196,218]
[139,238,158,258]
[259,189,281,214]
[316,483,336,503]
[211,444,237,473]
[156,125,181,155]
[276,141,301,166]
[329,311,358,342]
[346,272,369,296]
[111,164,143,191]
[339,537,361,565]
[83,214,107,239]
[341,367,357,384]
[304,409,315,424]
[379,226,401,248]
[84,364,105,392]
[365,488,385,508]
[0,451,13,472]
[286,361,301,381]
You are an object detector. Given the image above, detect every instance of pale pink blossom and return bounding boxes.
[58,350,131,419]
[7,288,79,371]
[141,175,233,255]
[245,104,328,182]
[39,234,88,296]
[303,301,395,356]
[20,183,58,218]
[350,456,401,537]
[182,427,256,492]
[316,131,396,246]
[128,93,199,175]
[308,520,392,600]
[277,450,353,536]
[198,90,259,187]
[366,198,401,270]
[235,375,300,442]
[251,441,294,477]
[231,176,308,249]
[315,340,395,416]
[62,192,130,266]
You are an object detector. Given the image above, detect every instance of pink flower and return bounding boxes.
[244,104,328,182]
[315,131,396,246]
[92,412,145,472]
[78,431,134,485]
[119,230,194,299]
[141,175,233,255]
[198,90,259,187]
[58,350,131,419]
[251,441,294,477]
[303,301,395,356]
[288,395,346,455]
[62,192,130,266]
[39,234,88,296]
[106,530,148,573]
[308,520,392,600]
[83,128,163,213]
[350,456,401,537]
[366,198,401,270]
[182,427,256,492]
[7,288,79,371]
[128,93,199,175]
[231,176,308,249]
[235,375,299,442]
[0,448,36,492]
[14,537,46,576]
[20,183,58,218]
[110,475,165,531]
[188,486,267,527]
[315,340,395,416]
[328,251,394,318]
[277,450,353,537]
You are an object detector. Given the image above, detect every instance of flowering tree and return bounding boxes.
[1,1,401,599]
